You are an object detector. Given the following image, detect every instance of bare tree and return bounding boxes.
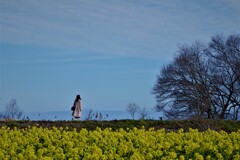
[85,109,108,120]
[3,99,23,120]
[138,107,149,120]
[85,109,93,120]
[152,34,240,120]
[126,103,140,120]
[0,112,4,119]
[153,42,212,119]
[207,34,240,120]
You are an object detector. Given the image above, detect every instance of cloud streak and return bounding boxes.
[1,0,239,59]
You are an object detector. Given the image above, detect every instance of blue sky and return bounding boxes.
[0,0,239,112]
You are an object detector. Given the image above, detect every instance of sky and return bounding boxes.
[0,0,240,113]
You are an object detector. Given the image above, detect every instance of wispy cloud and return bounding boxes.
[0,55,119,65]
[1,0,239,59]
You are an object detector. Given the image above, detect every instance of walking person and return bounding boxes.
[72,95,82,120]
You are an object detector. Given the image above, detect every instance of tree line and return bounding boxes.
[0,99,23,120]
[152,34,240,120]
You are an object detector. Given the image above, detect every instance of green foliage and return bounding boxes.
[0,119,239,133]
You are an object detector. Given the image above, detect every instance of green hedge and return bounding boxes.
[0,119,239,133]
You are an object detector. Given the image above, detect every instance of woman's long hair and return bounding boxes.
[75,95,81,103]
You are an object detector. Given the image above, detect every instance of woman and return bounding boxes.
[72,95,82,120]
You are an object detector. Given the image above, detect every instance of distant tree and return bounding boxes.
[152,34,240,120]
[85,109,108,121]
[0,112,4,119]
[2,99,23,119]
[138,107,149,120]
[85,109,93,120]
[126,103,140,120]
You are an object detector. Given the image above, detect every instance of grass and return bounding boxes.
[0,119,240,133]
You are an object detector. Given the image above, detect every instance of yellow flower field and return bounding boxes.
[0,126,239,160]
